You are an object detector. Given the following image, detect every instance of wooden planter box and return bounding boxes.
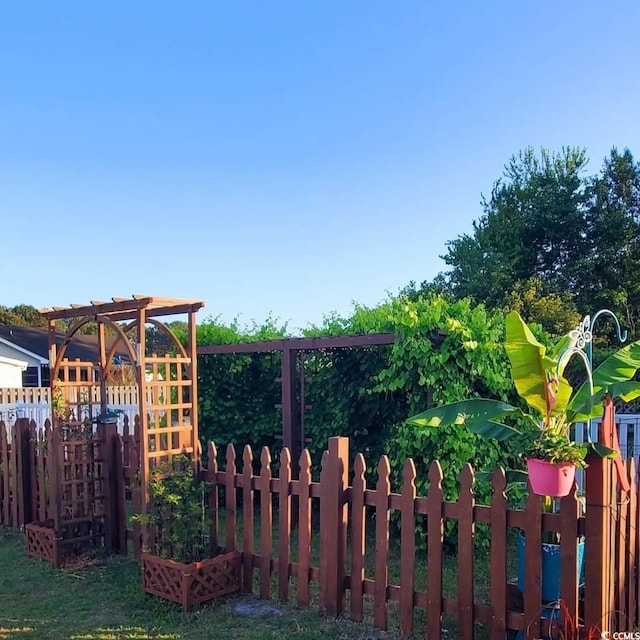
[141,550,242,611]
[25,520,62,568]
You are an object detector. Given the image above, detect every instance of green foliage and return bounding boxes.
[503,278,581,336]
[441,146,590,308]
[407,311,640,482]
[432,146,640,341]
[196,315,289,457]
[518,426,588,466]
[193,297,527,547]
[0,303,45,327]
[131,455,209,564]
[195,297,520,499]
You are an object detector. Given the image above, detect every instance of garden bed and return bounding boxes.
[25,517,104,568]
[25,519,61,567]
[141,550,242,611]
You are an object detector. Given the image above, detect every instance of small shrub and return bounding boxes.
[131,455,210,564]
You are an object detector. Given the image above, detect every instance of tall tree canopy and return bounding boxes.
[580,148,640,333]
[435,146,640,336]
[0,304,45,327]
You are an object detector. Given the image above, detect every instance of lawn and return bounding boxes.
[0,530,399,640]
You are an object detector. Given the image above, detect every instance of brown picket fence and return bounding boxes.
[1,422,638,639]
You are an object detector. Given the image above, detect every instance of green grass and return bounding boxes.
[0,529,402,640]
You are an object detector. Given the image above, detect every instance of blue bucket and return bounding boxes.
[516,532,585,602]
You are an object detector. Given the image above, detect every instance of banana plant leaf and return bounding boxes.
[406,399,522,441]
[505,312,573,417]
[587,442,618,458]
[549,331,578,377]
[568,381,640,421]
[568,341,640,418]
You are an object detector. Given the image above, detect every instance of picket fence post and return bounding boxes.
[15,418,33,527]
[319,436,349,617]
[584,454,613,633]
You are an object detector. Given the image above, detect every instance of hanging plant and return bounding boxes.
[407,311,640,496]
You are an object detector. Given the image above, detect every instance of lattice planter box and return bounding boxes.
[141,550,242,611]
[25,520,61,568]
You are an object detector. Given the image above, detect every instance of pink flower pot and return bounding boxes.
[526,458,576,497]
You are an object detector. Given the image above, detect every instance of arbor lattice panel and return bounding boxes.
[142,355,197,475]
[55,422,106,524]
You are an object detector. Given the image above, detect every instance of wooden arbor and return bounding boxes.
[40,295,205,502]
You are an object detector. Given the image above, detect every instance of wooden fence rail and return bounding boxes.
[1,424,637,639]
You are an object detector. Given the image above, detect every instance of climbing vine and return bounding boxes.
[193,295,542,545]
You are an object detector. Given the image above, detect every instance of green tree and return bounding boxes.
[502,277,580,336]
[578,148,640,334]
[441,146,590,308]
[0,304,45,327]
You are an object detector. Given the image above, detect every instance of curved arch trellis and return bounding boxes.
[40,295,205,508]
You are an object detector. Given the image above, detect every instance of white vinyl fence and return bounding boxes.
[0,386,139,432]
[573,414,640,490]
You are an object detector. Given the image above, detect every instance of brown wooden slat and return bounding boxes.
[11,426,18,527]
[297,450,312,608]
[399,458,416,635]
[278,448,292,601]
[427,460,444,640]
[374,456,391,631]
[319,438,349,617]
[560,483,580,631]
[242,445,255,593]
[617,476,628,632]
[207,442,219,556]
[489,468,507,640]
[636,459,640,630]
[318,451,330,615]
[114,433,127,554]
[523,488,542,640]
[131,422,142,559]
[350,453,366,623]
[0,422,8,525]
[605,458,614,628]
[457,464,475,640]
[37,427,47,520]
[29,422,38,524]
[627,459,637,628]
[197,332,395,355]
[225,444,237,553]
[259,447,272,600]
[610,461,618,628]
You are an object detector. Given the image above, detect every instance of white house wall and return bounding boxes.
[0,342,43,367]
[0,357,28,388]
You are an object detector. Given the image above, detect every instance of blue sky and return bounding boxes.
[1,2,639,332]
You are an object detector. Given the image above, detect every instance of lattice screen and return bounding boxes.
[50,420,106,551]
[55,358,100,423]
[142,354,196,470]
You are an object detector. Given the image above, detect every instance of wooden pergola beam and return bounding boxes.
[39,296,204,321]
[197,332,397,355]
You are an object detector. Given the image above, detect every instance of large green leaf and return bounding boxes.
[549,331,579,377]
[587,442,618,458]
[407,399,522,440]
[568,341,640,418]
[569,381,640,421]
[504,311,573,417]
